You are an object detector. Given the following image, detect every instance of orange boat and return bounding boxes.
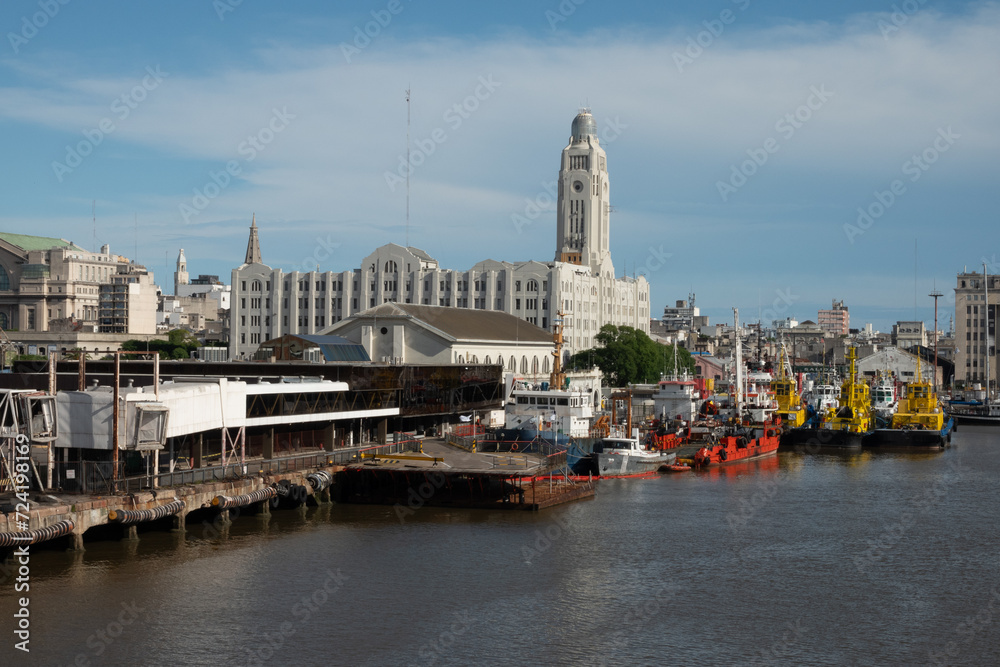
[694,308,782,467]
[693,416,781,467]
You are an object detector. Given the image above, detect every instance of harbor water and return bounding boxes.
[3,426,1000,666]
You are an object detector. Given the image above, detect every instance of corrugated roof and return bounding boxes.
[260,333,371,362]
[0,232,82,252]
[351,303,553,343]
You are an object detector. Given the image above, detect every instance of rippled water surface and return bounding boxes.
[3,426,1000,666]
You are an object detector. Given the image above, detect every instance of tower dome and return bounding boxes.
[570,110,597,142]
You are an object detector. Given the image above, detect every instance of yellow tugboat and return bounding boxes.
[866,352,954,449]
[773,345,807,429]
[813,346,872,450]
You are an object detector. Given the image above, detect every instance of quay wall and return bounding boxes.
[3,466,343,550]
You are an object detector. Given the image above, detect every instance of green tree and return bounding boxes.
[120,330,201,359]
[567,324,696,387]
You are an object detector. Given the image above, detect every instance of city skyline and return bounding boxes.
[1,1,996,332]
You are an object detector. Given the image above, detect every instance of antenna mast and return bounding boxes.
[405,86,411,248]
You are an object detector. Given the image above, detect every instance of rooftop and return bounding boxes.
[0,232,84,253]
[347,303,553,344]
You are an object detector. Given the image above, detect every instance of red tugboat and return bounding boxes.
[693,308,781,467]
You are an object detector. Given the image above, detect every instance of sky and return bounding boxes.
[1,0,997,333]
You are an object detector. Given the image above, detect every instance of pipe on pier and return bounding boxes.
[306,471,333,492]
[0,520,76,547]
[108,500,185,525]
[212,487,277,510]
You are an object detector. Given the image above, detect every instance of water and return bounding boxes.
[3,426,999,666]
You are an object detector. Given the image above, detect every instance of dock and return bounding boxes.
[1,438,594,555]
[340,439,595,511]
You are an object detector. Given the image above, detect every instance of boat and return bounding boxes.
[644,372,701,450]
[692,308,780,466]
[497,314,606,467]
[947,385,1000,425]
[692,419,781,467]
[772,343,807,429]
[870,371,898,428]
[947,400,1000,425]
[866,353,954,449]
[663,463,691,472]
[785,347,872,450]
[587,430,677,477]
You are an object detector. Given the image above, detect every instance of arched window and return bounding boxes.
[251,280,262,292]
[472,355,478,364]
[509,355,516,371]
[384,260,397,273]
[0,312,7,329]
[531,357,539,373]
[484,355,491,365]
[542,357,550,373]
[0,265,9,291]
[458,355,464,363]
[521,356,528,374]
[527,279,538,292]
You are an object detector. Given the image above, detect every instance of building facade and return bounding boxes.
[954,270,998,387]
[230,110,650,361]
[98,266,158,335]
[326,302,554,369]
[0,232,150,334]
[892,320,927,351]
[817,299,849,336]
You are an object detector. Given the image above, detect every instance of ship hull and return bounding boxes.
[589,451,676,478]
[780,427,865,451]
[865,418,954,450]
[693,434,780,467]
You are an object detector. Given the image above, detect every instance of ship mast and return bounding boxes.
[549,311,566,390]
[734,308,743,416]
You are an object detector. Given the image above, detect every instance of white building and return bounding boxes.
[98,266,158,335]
[230,110,650,361]
[326,302,555,369]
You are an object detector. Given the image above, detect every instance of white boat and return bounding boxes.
[503,380,599,440]
[804,377,840,414]
[651,373,700,424]
[870,373,898,427]
[588,429,676,477]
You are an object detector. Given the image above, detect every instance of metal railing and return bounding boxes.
[52,440,425,494]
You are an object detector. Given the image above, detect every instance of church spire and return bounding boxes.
[245,213,262,265]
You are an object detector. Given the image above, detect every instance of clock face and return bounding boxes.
[573,180,584,193]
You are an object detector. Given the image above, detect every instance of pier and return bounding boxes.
[0,438,593,555]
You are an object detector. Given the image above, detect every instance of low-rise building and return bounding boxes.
[325,302,555,370]
[892,321,927,350]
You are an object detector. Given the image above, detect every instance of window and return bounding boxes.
[0,265,9,291]
[515,281,521,291]
[251,280,262,291]
[385,261,397,273]
[527,280,538,292]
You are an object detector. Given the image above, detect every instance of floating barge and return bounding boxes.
[340,459,595,511]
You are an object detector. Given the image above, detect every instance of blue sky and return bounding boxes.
[1,0,997,333]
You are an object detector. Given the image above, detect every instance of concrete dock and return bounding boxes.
[1,438,594,554]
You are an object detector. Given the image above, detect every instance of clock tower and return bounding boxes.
[555,109,612,275]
